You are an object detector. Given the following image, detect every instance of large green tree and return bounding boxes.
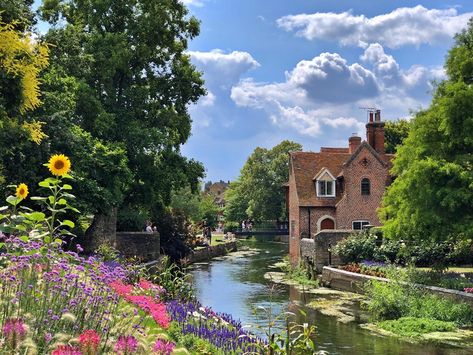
[384,119,410,154]
[225,140,302,222]
[380,19,473,242]
[37,0,206,237]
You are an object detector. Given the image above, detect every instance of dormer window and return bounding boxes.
[314,169,336,197]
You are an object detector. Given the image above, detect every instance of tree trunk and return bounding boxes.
[83,207,117,253]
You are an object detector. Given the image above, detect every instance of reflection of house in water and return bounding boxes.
[204,180,230,221]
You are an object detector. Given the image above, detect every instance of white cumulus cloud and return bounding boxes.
[230,46,443,137]
[277,5,472,48]
[188,49,260,88]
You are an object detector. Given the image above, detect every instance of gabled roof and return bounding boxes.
[313,167,336,181]
[343,141,388,168]
[289,142,394,207]
[290,151,350,207]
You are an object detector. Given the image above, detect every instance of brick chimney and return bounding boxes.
[349,134,361,154]
[366,109,385,154]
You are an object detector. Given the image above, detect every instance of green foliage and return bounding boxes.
[95,241,120,262]
[380,20,473,243]
[0,164,77,248]
[406,268,473,292]
[167,322,219,354]
[281,258,319,287]
[170,186,202,222]
[365,279,411,321]
[225,140,302,222]
[333,231,379,264]
[384,119,411,154]
[378,317,456,338]
[198,193,219,227]
[146,256,194,301]
[365,278,473,326]
[154,209,195,263]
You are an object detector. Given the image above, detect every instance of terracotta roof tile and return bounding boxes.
[290,143,395,207]
[290,151,351,207]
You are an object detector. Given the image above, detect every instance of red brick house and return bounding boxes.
[286,110,393,263]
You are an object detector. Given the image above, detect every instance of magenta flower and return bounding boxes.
[153,339,175,354]
[79,329,101,355]
[114,335,138,354]
[2,318,27,348]
[52,345,82,355]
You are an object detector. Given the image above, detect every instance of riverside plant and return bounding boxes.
[250,285,316,354]
[166,299,260,353]
[0,155,173,353]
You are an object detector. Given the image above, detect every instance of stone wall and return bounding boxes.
[322,266,473,306]
[300,230,352,273]
[115,232,160,261]
[187,241,237,264]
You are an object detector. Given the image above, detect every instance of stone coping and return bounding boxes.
[322,266,473,305]
[116,232,159,236]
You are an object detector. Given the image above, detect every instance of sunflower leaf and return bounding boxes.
[62,184,72,190]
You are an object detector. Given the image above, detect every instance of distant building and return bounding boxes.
[204,180,229,209]
[286,110,393,263]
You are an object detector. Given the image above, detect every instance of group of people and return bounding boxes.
[241,220,253,231]
[144,221,157,233]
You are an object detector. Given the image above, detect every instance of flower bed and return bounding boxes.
[339,261,387,278]
[166,300,260,353]
[0,154,264,354]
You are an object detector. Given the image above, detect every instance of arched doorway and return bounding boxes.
[320,218,335,230]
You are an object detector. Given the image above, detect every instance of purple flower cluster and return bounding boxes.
[166,300,260,353]
[0,239,128,350]
[361,260,386,267]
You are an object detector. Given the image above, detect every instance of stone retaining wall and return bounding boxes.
[322,266,473,306]
[301,230,352,273]
[187,241,237,263]
[115,232,160,261]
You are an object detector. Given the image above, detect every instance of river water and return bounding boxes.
[190,237,472,354]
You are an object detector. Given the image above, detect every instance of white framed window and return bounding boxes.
[315,169,336,197]
[317,180,335,197]
[352,220,370,230]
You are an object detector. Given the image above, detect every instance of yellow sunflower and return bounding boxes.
[16,183,29,200]
[48,154,71,176]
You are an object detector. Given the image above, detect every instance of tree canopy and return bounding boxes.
[0,1,206,241]
[384,119,411,154]
[225,140,302,222]
[380,19,473,242]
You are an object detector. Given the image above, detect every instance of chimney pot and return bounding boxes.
[375,110,381,122]
[349,135,362,154]
[369,111,374,122]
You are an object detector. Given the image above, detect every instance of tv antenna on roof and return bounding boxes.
[359,106,380,122]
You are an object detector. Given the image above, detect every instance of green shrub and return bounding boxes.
[223,221,239,233]
[95,241,120,261]
[408,293,473,326]
[333,231,378,264]
[378,317,456,337]
[365,277,473,326]
[364,279,411,320]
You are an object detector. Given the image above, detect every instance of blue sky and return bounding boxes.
[181,0,473,182]
[33,1,473,182]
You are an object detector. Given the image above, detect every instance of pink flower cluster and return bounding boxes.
[114,335,138,354]
[464,287,473,293]
[79,329,101,355]
[2,318,27,349]
[110,280,170,329]
[52,345,82,355]
[153,338,175,355]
